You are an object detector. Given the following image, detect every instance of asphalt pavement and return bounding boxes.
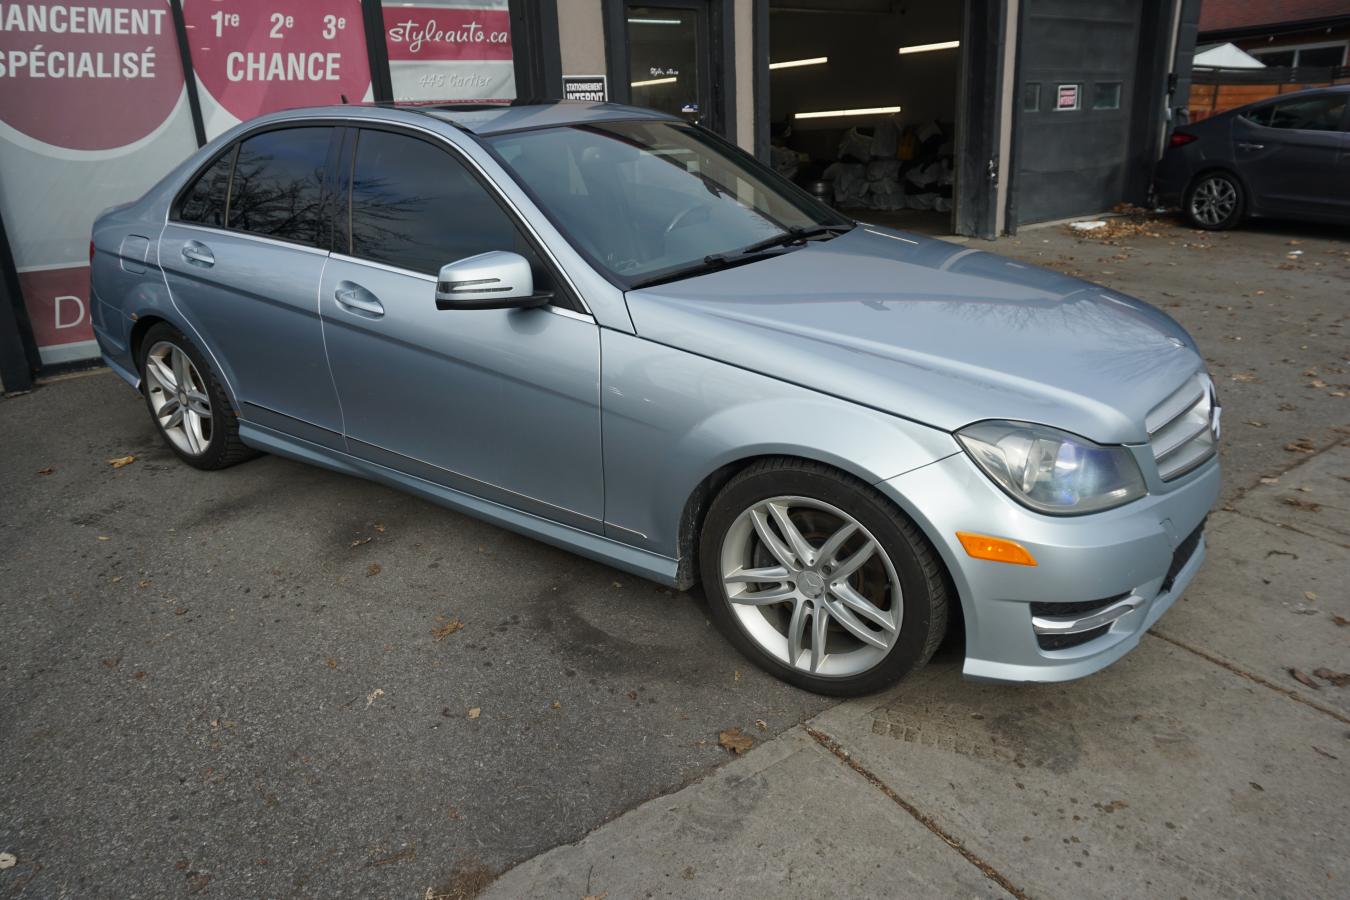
[2,213,1346,898]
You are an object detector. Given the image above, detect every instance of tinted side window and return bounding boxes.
[227,127,333,245]
[178,148,235,227]
[1252,96,1347,132]
[347,129,520,276]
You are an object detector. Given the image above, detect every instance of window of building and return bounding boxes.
[1244,94,1348,132]
[226,127,334,245]
[1251,42,1348,68]
[1092,82,1122,110]
[1023,83,1041,112]
[346,129,523,276]
[177,147,236,228]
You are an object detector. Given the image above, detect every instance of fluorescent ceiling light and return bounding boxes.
[899,40,960,54]
[631,76,678,87]
[770,56,829,70]
[795,105,901,120]
[627,17,682,25]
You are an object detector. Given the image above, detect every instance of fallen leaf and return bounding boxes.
[350,536,372,548]
[1289,668,1320,690]
[97,535,111,541]
[1230,372,1257,383]
[734,669,742,682]
[108,455,136,468]
[36,467,54,476]
[1312,745,1339,760]
[366,562,382,577]
[174,607,188,616]
[431,618,464,641]
[366,688,385,708]
[1305,591,1318,602]
[446,806,460,819]
[373,523,386,533]
[1333,614,1349,627]
[1245,420,1266,428]
[137,579,151,589]
[755,719,768,731]
[1249,781,1264,792]
[1282,497,1322,512]
[1312,668,1350,688]
[324,656,337,669]
[1284,439,1317,454]
[101,657,120,669]
[1258,476,1279,485]
[133,671,147,681]
[550,701,562,710]
[718,727,754,755]
[467,707,481,720]
[582,893,608,900]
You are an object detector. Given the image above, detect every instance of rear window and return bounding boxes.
[226,127,334,245]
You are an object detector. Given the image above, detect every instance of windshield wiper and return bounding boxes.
[736,223,853,256]
[628,225,853,290]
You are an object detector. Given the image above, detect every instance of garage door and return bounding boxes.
[1013,0,1147,224]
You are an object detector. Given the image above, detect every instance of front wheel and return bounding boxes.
[1184,171,1244,230]
[698,459,949,696]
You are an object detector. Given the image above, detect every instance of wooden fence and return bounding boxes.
[1188,66,1350,122]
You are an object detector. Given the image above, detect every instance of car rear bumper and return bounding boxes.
[878,451,1219,683]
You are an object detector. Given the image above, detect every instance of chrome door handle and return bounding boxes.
[1237,142,1265,151]
[181,241,214,267]
[334,281,384,317]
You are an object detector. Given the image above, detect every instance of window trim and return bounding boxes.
[337,122,589,314]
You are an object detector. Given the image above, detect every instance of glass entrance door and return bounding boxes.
[626,3,711,124]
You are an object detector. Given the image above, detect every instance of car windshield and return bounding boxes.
[485,120,851,286]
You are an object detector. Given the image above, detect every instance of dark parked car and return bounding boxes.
[1155,85,1350,230]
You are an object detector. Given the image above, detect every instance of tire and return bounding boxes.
[138,322,258,470]
[1183,170,1244,230]
[698,458,948,696]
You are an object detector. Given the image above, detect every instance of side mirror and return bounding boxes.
[435,251,552,311]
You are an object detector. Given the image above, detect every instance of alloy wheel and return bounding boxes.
[718,496,902,677]
[144,340,213,456]
[1190,175,1237,226]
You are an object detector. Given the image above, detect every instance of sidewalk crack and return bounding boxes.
[805,726,1030,900]
[1147,630,1350,725]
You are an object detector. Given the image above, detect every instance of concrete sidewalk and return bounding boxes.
[484,446,1350,900]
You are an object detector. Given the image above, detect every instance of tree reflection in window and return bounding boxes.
[348,129,518,276]
[178,147,235,227]
[227,127,333,245]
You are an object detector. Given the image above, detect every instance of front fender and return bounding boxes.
[599,330,958,557]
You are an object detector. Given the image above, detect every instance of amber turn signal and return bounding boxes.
[956,532,1038,567]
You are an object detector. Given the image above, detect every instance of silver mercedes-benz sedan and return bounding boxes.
[91,102,1220,696]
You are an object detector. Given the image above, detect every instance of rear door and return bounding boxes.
[1233,92,1349,220]
[161,125,345,447]
[319,126,604,530]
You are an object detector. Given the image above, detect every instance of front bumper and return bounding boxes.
[879,450,1219,683]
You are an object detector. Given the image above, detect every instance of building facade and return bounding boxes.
[0,0,1198,390]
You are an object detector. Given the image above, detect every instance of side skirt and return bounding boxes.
[238,420,682,587]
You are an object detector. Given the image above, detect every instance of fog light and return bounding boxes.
[956,532,1038,567]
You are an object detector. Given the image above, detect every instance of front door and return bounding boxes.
[625,1,713,126]
[319,127,604,530]
[161,125,345,446]
[1233,92,1350,221]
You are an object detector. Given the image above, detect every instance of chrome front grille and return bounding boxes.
[1146,373,1220,481]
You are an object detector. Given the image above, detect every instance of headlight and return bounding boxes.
[956,421,1146,515]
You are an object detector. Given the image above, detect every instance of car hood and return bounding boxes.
[624,226,1203,444]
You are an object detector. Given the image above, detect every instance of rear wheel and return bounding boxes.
[138,323,257,470]
[1184,171,1244,230]
[698,459,948,696]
